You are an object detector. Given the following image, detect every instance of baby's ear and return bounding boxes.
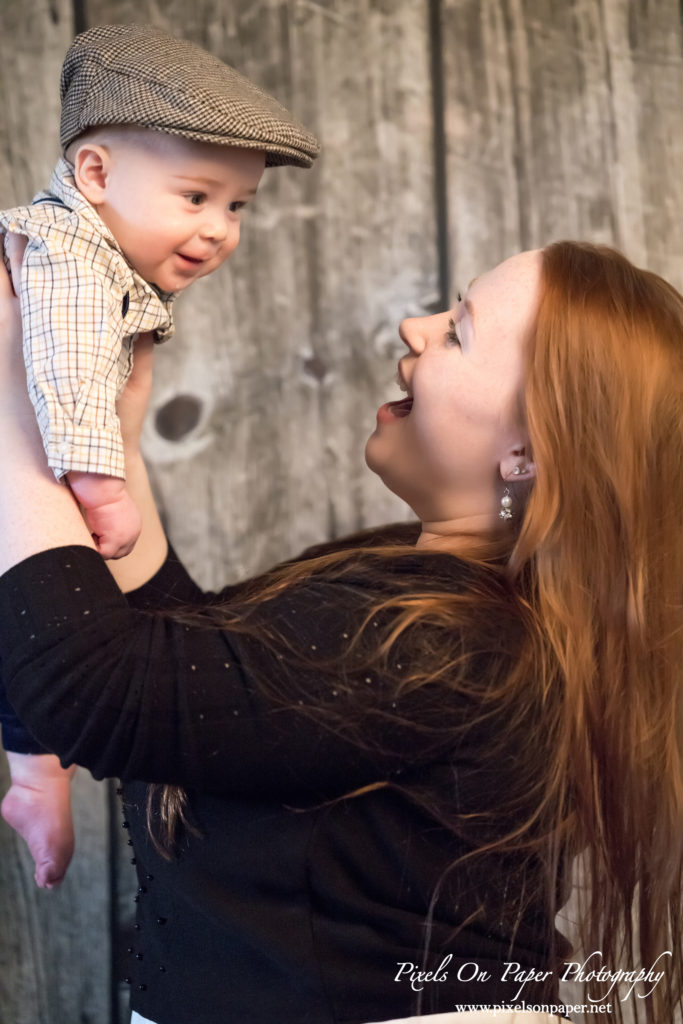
[73,144,110,205]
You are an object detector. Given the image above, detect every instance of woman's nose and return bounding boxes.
[398,317,427,355]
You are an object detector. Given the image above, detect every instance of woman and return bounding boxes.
[0,240,680,1024]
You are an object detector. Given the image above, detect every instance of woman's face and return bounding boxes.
[365,250,542,526]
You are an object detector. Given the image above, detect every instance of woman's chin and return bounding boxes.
[364,437,415,510]
[364,432,385,476]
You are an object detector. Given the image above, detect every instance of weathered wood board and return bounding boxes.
[0,3,111,1024]
[0,2,682,1023]
[442,0,683,298]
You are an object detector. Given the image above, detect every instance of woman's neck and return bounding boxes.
[417,512,511,559]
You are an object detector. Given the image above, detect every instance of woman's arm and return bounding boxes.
[106,331,168,593]
[0,548,447,796]
[0,237,94,574]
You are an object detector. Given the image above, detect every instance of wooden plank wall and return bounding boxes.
[442,0,683,292]
[0,4,112,1023]
[0,2,681,1023]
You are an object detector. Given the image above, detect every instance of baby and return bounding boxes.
[0,23,318,886]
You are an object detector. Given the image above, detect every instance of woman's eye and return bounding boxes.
[447,317,461,347]
[186,193,206,206]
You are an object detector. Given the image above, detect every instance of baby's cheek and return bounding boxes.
[224,234,241,259]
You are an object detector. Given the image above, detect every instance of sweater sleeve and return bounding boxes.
[0,546,458,800]
[0,688,50,755]
[0,545,199,755]
[124,544,207,610]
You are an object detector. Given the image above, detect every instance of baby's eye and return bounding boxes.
[229,200,246,214]
[186,193,206,206]
[447,317,461,347]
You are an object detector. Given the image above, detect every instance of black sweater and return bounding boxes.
[0,543,569,1023]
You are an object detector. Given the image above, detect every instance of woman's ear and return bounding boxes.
[72,144,110,206]
[500,446,537,483]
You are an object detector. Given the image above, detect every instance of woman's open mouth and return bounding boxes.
[387,397,413,417]
[376,397,413,424]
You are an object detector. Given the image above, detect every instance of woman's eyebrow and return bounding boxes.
[454,277,477,321]
[464,277,478,320]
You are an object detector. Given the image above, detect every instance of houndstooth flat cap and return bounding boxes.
[60,23,319,168]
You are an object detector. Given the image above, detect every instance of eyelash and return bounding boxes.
[447,317,461,347]
[184,195,247,215]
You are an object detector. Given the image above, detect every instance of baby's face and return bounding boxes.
[90,132,265,292]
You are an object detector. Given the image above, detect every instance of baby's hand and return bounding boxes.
[68,471,141,559]
[2,752,76,889]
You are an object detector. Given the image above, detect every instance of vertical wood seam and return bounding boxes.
[428,0,451,308]
[72,0,86,35]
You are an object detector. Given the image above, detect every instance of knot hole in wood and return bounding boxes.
[154,394,203,442]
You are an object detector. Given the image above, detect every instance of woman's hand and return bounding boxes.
[0,234,32,422]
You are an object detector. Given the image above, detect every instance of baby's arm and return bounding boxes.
[11,232,142,558]
[68,471,141,560]
[2,752,76,889]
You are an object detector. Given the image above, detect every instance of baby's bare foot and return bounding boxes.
[2,775,75,888]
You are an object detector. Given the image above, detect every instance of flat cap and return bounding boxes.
[60,23,319,168]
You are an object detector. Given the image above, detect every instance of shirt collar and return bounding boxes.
[46,157,177,305]
[48,158,122,250]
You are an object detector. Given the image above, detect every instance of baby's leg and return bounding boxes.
[2,752,76,888]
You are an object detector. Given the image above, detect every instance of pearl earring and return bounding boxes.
[499,487,513,520]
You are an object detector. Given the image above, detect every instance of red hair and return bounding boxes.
[512,241,683,1020]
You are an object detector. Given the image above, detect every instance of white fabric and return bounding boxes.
[367,1013,564,1024]
[131,1008,564,1024]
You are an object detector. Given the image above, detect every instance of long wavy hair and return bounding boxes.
[147,241,682,1022]
[511,241,683,1021]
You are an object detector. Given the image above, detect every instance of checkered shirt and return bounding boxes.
[0,158,175,480]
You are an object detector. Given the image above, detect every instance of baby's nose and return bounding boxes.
[200,212,229,242]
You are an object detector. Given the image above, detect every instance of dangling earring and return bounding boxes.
[499,487,513,520]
